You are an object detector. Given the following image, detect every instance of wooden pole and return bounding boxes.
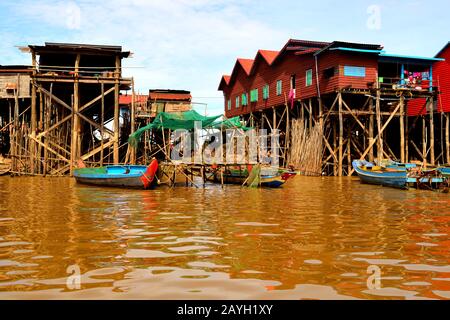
[428,97,435,165]
[338,92,343,177]
[113,55,120,164]
[100,82,105,166]
[309,98,313,131]
[30,54,37,174]
[405,103,409,162]
[376,87,383,163]
[399,96,405,163]
[333,120,337,176]
[368,98,374,162]
[130,77,136,164]
[347,128,351,176]
[446,113,450,164]
[422,117,427,167]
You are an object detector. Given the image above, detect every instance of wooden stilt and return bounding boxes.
[399,96,405,163]
[446,113,450,164]
[368,98,374,162]
[428,97,435,165]
[422,117,427,167]
[376,88,382,163]
[100,82,105,166]
[130,77,136,164]
[113,55,121,164]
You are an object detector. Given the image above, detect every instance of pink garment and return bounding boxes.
[288,89,295,109]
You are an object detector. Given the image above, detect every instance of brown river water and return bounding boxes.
[0,175,449,300]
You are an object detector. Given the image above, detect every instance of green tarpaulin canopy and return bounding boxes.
[128,110,221,147]
[209,116,252,131]
[128,110,252,147]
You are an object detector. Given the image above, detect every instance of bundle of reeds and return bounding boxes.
[287,119,323,176]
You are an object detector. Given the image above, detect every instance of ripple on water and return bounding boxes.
[124,249,184,259]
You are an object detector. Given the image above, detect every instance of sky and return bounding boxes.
[0,0,449,115]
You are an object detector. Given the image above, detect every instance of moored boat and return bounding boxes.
[353,160,449,190]
[352,160,408,189]
[74,159,158,189]
[211,165,296,188]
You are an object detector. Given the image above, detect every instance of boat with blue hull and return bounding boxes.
[353,160,449,190]
[74,159,158,189]
[352,160,408,189]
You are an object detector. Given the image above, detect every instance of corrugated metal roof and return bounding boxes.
[258,50,279,65]
[28,42,131,57]
[237,58,254,75]
[435,42,450,58]
[119,95,148,105]
[379,53,444,63]
[149,89,191,102]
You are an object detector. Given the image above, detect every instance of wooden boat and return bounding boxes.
[353,160,448,190]
[74,159,158,189]
[437,166,450,178]
[211,165,296,188]
[352,160,409,189]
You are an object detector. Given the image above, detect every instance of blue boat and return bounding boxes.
[74,159,158,189]
[352,160,408,189]
[437,166,450,178]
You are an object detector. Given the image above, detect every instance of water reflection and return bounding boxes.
[0,176,449,299]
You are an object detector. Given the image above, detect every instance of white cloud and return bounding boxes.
[3,0,293,114]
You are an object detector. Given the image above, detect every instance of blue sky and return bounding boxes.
[0,0,449,115]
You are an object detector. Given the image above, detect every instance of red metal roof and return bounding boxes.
[258,50,279,65]
[119,95,148,105]
[237,58,254,75]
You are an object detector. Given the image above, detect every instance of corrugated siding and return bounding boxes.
[223,51,378,117]
[435,46,450,113]
[407,98,427,116]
